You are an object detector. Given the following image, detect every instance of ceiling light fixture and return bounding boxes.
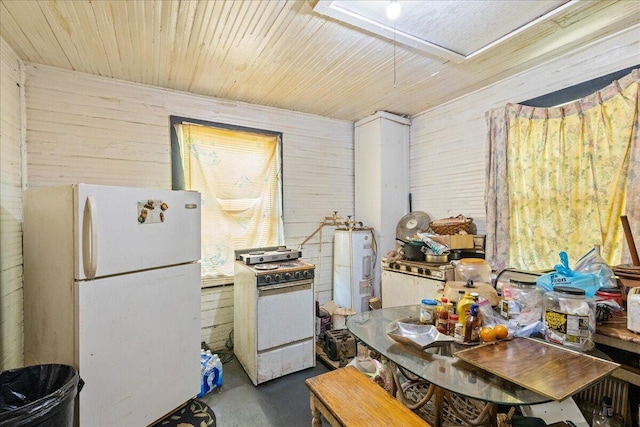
[386,0,401,21]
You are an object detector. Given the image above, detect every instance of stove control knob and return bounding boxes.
[284,273,291,280]
[303,270,308,277]
[259,257,264,263]
[417,268,424,274]
[264,276,272,283]
[393,263,400,269]
[294,271,300,279]
[425,268,431,276]
[274,274,280,282]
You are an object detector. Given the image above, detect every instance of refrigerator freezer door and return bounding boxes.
[77,263,201,426]
[75,184,201,280]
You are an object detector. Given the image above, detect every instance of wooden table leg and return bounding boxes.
[310,393,322,427]
[433,386,445,427]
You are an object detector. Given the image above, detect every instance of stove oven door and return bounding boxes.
[256,280,314,350]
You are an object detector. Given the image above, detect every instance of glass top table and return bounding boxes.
[347,305,552,426]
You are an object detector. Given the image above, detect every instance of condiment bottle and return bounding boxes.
[464,303,481,343]
[437,303,449,334]
[456,291,475,336]
[448,314,459,336]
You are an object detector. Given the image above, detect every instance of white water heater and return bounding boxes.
[333,228,374,313]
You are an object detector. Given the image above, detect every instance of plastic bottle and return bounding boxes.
[437,303,449,334]
[592,396,622,427]
[456,291,475,336]
[448,313,458,337]
[464,303,481,343]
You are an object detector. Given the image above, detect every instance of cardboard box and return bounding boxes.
[430,234,475,249]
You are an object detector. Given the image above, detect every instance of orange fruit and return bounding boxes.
[493,324,509,340]
[479,326,496,342]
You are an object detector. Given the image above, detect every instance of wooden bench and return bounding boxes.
[305,365,429,426]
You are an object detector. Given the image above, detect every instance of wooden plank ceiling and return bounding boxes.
[0,0,638,122]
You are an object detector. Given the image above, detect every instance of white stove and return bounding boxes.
[236,246,302,265]
[380,257,454,308]
[381,257,454,281]
[235,247,315,286]
[234,246,316,385]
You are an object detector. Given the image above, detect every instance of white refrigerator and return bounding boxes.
[22,184,202,427]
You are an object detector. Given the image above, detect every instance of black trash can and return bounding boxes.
[0,364,80,427]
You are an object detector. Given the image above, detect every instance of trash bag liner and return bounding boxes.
[0,364,80,427]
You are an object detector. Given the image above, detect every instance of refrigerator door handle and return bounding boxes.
[83,195,98,278]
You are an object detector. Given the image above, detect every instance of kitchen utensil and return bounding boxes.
[403,241,425,261]
[423,252,449,263]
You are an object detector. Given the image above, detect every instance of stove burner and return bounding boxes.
[254,264,279,270]
[279,262,298,268]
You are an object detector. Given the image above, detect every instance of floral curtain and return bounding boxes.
[175,123,284,286]
[485,69,639,271]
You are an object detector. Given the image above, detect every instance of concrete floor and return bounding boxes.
[202,354,331,427]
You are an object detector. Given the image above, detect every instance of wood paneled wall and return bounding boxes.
[23,65,354,351]
[0,38,24,370]
[409,27,640,238]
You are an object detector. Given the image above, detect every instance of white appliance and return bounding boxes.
[333,228,374,313]
[22,184,202,427]
[234,247,316,385]
[380,257,454,308]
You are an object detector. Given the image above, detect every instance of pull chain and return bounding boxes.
[393,24,397,88]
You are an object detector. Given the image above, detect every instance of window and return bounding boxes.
[171,116,284,286]
[485,68,639,271]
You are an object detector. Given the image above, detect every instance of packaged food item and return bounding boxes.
[456,291,475,335]
[543,285,595,351]
[437,302,449,334]
[453,323,464,343]
[500,278,544,326]
[420,299,438,325]
[448,314,458,336]
[464,303,481,343]
[627,287,640,333]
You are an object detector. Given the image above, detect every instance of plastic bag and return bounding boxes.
[574,246,617,288]
[198,350,223,397]
[416,232,450,255]
[535,251,599,297]
[0,364,81,427]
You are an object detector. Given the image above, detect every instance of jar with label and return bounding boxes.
[420,299,438,325]
[448,314,459,336]
[464,303,481,343]
[500,278,544,326]
[543,285,595,351]
[453,322,464,343]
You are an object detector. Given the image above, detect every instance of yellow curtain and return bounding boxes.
[176,123,283,284]
[506,73,638,269]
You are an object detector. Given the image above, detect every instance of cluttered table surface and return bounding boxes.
[347,305,620,427]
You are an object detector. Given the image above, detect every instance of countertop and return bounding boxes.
[593,316,640,386]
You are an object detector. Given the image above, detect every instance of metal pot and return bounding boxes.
[403,242,425,261]
[424,253,449,263]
